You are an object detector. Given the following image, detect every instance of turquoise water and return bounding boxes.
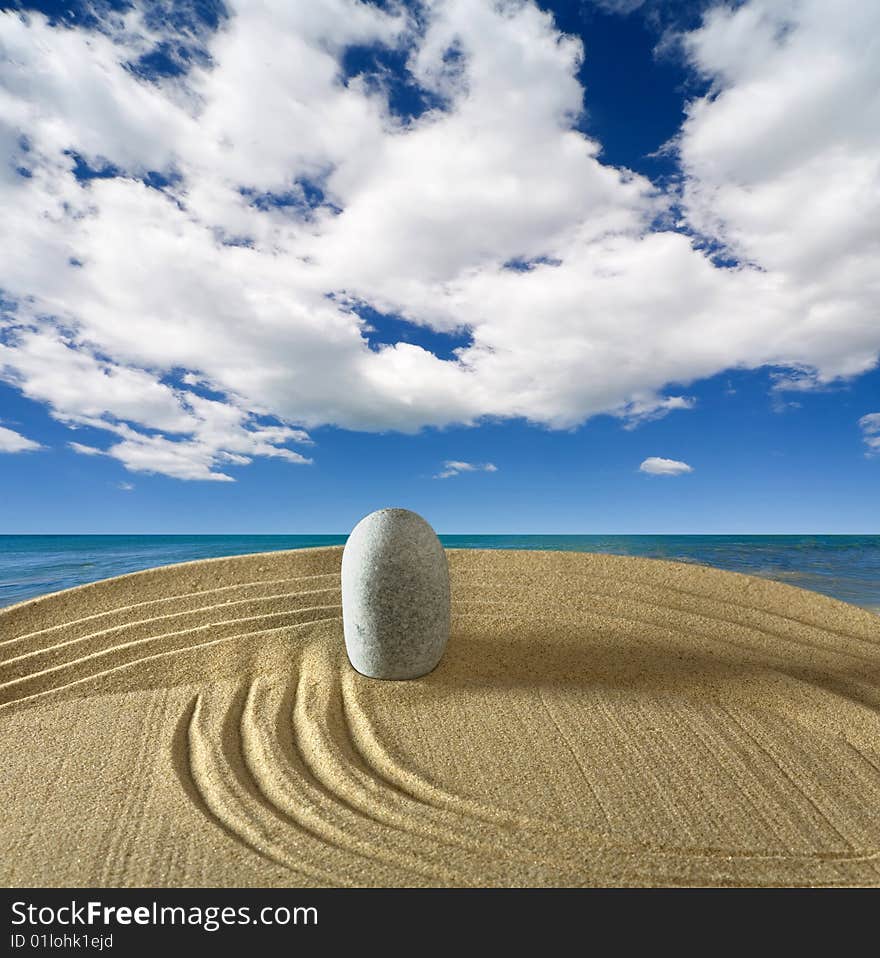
[0,534,878,613]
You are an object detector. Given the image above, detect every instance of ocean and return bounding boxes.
[1,534,879,614]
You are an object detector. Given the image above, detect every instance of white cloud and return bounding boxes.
[68,442,104,456]
[7,331,314,480]
[639,456,693,476]
[621,395,696,430]
[677,0,880,383]
[590,0,648,13]
[434,460,498,479]
[0,424,43,453]
[117,481,135,492]
[65,418,312,481]
[0,0,877,479]
[859,413,880,456]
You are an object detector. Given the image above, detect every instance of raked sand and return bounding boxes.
[1,546,879,887]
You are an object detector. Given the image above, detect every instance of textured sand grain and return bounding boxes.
[1,547,879,887]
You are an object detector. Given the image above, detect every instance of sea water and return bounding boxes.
[0,534,878,613]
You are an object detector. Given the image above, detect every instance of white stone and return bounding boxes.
[341,508,450,680]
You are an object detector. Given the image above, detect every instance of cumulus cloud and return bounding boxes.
[434,460,498,479]
[859,413,880,456]
[0,424,42,453]
[677,0,880,382]
[0,0,877,479]
[8,331,314,480]
[66,417,312,481]
[639,456,693,476]
[68,442,104,456]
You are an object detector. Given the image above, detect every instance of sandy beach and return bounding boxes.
[1,546,879,887]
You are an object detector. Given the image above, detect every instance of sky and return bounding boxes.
[0,0,877,534]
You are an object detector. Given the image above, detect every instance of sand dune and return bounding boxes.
[1,546,879,887]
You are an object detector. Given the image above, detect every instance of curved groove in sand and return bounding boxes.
[279,655,602,881]
[0,618,342,711]
[186,691,340,885]
[453,563,880,647]
[453,587,880,664]
[199,673,609,886]
[178,668,880,890]
[340,662,880,863]
[0,609,342,693]
[0,599,343,677]
[1,585,342,652]
[240,674,469,885]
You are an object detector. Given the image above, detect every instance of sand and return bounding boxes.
[1,546,879,888]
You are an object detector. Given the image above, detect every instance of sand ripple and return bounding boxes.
[1,547,879,886]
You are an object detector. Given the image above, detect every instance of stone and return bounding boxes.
[341,508,450,680]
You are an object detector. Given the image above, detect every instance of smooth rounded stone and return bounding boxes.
[342,508,450,680]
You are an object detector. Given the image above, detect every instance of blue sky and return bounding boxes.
[0,0,878,533]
